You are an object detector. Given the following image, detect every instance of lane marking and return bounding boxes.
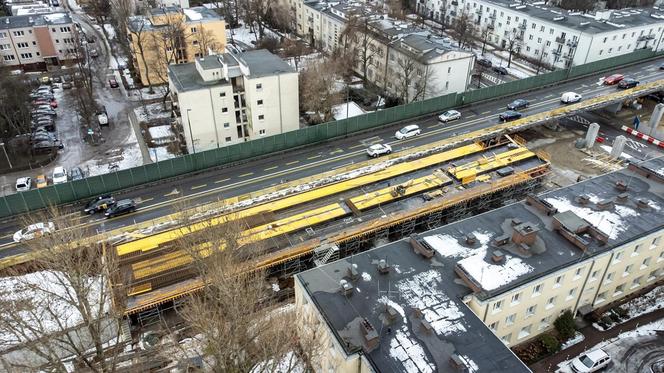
[285,160,299,165]
[330,149,344,155]
[427,124,438,129]
[191,184,207,190]
[137,197,154,204]
[466,114,476,118]
[214,178,230,184]
[348,144,365,149]
[481,110,490,114]
[307,155,322,160]
[238,172,254,178]
[264,166,278,171]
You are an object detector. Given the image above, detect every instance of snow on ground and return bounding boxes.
[0,270,107,349]
[109,55,128,70]
[134,102,172,122]
[285,52,324,72]
[103,24,116,40]
[148,146,177,163]
[472,47,537,79]
[560,332,585,350]
[81,126,144,176]
[332,101,365,120]
[148,125,173,139]
[250,351,304,373]
[545,194,639,240]
[128,86,168,101]
[594,285,664,330]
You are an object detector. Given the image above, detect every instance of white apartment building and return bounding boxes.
[418,0,664,68]
[0,12,77,70]
[156,0,189,8]
[168,49,299,153]
[294,158,664,372]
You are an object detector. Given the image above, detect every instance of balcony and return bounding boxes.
[489,13,496,19]
[552,49,562,55]
[519,23,527,30]
[476,9,482,15]
[555,36,566,44]
[487,22,495,29]
[566,40,578,48]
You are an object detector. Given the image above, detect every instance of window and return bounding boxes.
[501,333,512,344]
[608,48,613,53]
[257,99,263,106]
[447,66,451,73]
[540,26,545,32]
[614,284,625,295]
[19,52,32,59]
[652,236,661,248]
[32,41,36,45]
[220,92,226,97]
[258,114,265,120]
[511,293,521,305]
[190,27,197,33]
[526,46,531,52]
[0,44,10,50]
[614,251,623,263]
[546,296,556,309]
[633,244,642,256]
[16,42,28,48]
[2,55,15,61]
[259,129,266,135]
[223,122,230,128]
[599,50,603,55]
[525,305,536,317]
[613,35,617,40]
[549,28,554,34]
[539,316,552,330]
[492,300,503,313]
[489,321,499,331]
[574,267,583,279]
[623,265,633,277]
[648,270,659,281]
[660,251,664,262]
[606,272,615,283]
[622,34,626,39]
[505,313,516,325]
[0,32,6,38]
[596,291,607,304]
[518,325,531,340]
[567,288,577,300]
[537,37,542,43]
[603,37,608,43]
[59,26,71,32]
[225,137,232,142]
[13,31,25,37]
[532,284,542,296]
[546,41,550,47]
[192,40,198,45]
[631,276,642,288]
[641,257,651,269]
[221,107,228,113]
[531,23,536,29]
[554,275,564,288]
[590,270,600,281]
[529,35,533,40]
[256,83,262,90]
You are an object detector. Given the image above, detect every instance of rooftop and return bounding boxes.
[131,6,221,32]
[0,12,72,29]
[484,0,664,34]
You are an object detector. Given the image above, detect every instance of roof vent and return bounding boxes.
[493,234,510,246]
[409,234,435,259]
[525,194,558,216]
[385,304,399,323]
[596,199,614,210]
[360,318,379,350]
[377,259,390,274]
[615,180,628,191]
[491,250,505,263]
[347,264,359,281]
[465,233,477,245]
[511,218,523,226]
[636,199,651,209]
[512,222,539,245]
[616,193,629,202]
[577,195,590,205]
[340,279,353,296]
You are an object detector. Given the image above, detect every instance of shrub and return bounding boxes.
[613,306,629,318]
[554,310,576,340]
[609,311,622,323]
[540,334,561,354]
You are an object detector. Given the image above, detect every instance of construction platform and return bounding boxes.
[116,136,551,316]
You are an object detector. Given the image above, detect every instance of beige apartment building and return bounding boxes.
[294,158,664,371]
[127,6,226,86]
[0,12,77,71]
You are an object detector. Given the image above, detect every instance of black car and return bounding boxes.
[646,92,664,103]
[659,63,664,70]
[617,78,639,89]
[507,99,529,110]
[499,110,523,122]
[69,167,84,181]
[104,199,136,218]
[84,194,115,214]
[493,66,508,75]
[476,58,492,68]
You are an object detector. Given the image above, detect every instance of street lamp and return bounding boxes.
[185,108,196,154]
[0,143,12,169]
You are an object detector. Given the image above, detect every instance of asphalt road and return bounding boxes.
[1,58,664,254]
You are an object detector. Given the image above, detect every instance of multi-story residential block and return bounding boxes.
[294,158,664,371]
[127,6,226,86]
[168,49,299,153]
[0,12,77,71]
[418,0,664,69]
[156,0,189,8]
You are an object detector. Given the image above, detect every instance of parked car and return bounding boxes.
[69,167,84,181]
[13,222,55,242]
[62,82,73,89]
[32,109,57,117]
[84,194,115,214]
[35,174,48,188]
[603,74,625,85]
[476,58,492,68]
[561,92,582,104]
[395,124,421,140]
[97,110,109,126]
[86,35,96,43]
[89,49,99,58]
[507,99,529,110]
[104,199,136,218]
[108,78,119,88]
[438,109,461,123]
[570,349,611,373]
[40,76,51,85]
[15,177,31,192]
[617,78,639,89]
[52,166,67,184]
[498,111,522,122]
[366,143,392,158]
[493,66,508,75]
[31,132,57,143]
[52,76,62,83]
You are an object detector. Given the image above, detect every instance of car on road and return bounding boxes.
[62,82,73,89]
[561,92,582,104]
[507,99,529,110]
[395,124,421,140]
[570,348,611,373]
[438,110,461,123]
[84,194,115,214]
[52,166,67,185]
[476,58,492,68]
[660,63,664,70]
[603,73,625,85]
[69,167,84,181]
[366,143,392,157]
[35,174,48,188]
[617,78,639,89]
[13,222,55,242]
[493,66,508,75]
[105,199,136,218]
[108,78,119,88]
[15,177,31,192]
[498,110,522,122]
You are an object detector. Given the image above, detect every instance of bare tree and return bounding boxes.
[341,14,378,85]
[0,209,125,372]
[109,0,135,55]
[127,16,155,91]
[0,68,32,138]
[478,25,493,56]
[451,11,474,49]
[437,0,449,31]
[503,30,523,68]
[195,25,221,57]
[68,34,100,132]
[146,15,188,108]
[84,0,112,24]
[393,57,434,103]
[299,58,344,123]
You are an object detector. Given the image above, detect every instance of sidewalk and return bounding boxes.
[529,307,664,372]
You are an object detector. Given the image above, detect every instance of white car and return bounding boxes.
[438,110,461,123]
[395,124,421,140]
[561,92,582,104]
[13,222,55,242]
[366,143,392,157]
[15,177,32,192]
[571,349,611,373]
[52,166,68,185]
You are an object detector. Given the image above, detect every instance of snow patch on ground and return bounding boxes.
[332,101,365,120]
[593,285,664,331]
[361,272,372,282]
[81,123,144,176]
[560,332,585,350]
[103,24,116,40]
[134,102,172,122]
[148,146,177,163]
[148,125,173,139]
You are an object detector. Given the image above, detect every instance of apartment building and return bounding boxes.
[294,158,664,371]
[0,12,77,71]
[168,49,299,153]
[418,0,664,68]
[127,6,226,86]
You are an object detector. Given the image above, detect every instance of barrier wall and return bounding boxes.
[0,49,658,217]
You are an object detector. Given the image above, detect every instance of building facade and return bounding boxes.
[0,12,77,70]
[127,6,226,86]
[168,50,299,153]
[417,0,664,69]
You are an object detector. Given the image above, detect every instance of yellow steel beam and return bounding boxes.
[449,148,536,180]
[348,174,452,211]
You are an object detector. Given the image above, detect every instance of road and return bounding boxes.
[1,58,664,253]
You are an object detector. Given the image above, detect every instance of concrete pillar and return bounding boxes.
[604,102,623,114]
[646,103,664,136]
[610,135,626,158]
[585,122,600,149]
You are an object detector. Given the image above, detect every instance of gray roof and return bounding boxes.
[236,49,296,78]
[484,0,664,34]
[0,12,72,29]
[297,243,531,372]
[130,6,221,32]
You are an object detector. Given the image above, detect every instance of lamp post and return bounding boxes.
[0,143,12,169]
[185,109,196,154]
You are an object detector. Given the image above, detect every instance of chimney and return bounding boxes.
[511,218,523,226]
[525,194,558,216]
[577,195,590,205]
[347,264,359,281]
[377,259,390,274]
[491,250,505,263]
[449,353,470,371]
[360,318,379,350]
[596,199,614,211]
[493,234,510,246]
[465,233,476,245]
[385,304,399,323]
[512,222,539,246]
[636,199,651,209]
[339,279,353,296]
[616,193,629,202]
[615,180,628,191]
[409,234,435,259]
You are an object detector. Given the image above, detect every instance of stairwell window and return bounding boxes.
[505,314,516,326]
[553,275,564,288]
[613,284,625,296]
[532,284,542,297]
[492,300,503,313]
[641,257,651,269]
[546,296,556,310]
